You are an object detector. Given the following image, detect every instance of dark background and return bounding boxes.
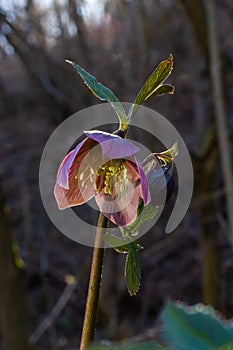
[0,0,233,349]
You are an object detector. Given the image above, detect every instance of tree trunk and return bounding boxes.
[0,184,33,350]
[198,139,221,309]
[180,0,225,310]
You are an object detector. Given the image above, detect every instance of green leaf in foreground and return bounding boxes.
[90,343,169,349]
[66,60,127,125]
[162,301,233,350]
[219,343,233,350]
[128,54,174,119]
[125,243,141,296]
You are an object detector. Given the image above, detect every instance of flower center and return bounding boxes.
[96,160,128,195]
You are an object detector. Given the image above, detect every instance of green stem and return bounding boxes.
[80,213,108,350]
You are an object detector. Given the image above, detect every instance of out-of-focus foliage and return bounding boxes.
[91,343,167,350]
[162,301,233,349]
[91,301,233,349]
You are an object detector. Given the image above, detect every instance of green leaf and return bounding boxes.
[162,301,233,350]
[219,343,233,350]
[104,233,131,252]
[121,204,158,237]
[103,233,143,254]
[125,243,141,296]
[128,54,174,119]
[148,84,175,98]
[66,60,127,125]
[90,343,169,349]
[115,241,143,254]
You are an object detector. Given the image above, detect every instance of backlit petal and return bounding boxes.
[96,184,142,226]
[54,159,95,209]
[57,137,95,189]
[95,160,142,226]
[54,138,97,209]
[85,130,139,159]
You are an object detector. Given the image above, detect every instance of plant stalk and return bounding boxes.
[80,213,108,350]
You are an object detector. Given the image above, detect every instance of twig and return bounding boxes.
[29,275,77,344]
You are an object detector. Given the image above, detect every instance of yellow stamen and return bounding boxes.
[96,160,126,195]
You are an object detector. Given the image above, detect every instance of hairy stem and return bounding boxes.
[80,213,108,350]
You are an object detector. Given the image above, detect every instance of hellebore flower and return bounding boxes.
[54,130,151,227]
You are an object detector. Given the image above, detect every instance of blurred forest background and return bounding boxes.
[0,0,233,349]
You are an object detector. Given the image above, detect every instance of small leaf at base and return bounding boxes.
[125,244,141,296]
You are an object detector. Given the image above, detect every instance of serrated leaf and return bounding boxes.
[66,60,127,124]
[115,241,143,254]
[121,204,158,237]
[115,244,131,253]
[125,244,141,296]
[162,301,233,350]
[128,54,174,119]
[90,343,169,349]
[103,233,131,251]
[103,233,143,253]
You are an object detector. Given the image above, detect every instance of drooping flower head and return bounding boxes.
[54,130,151,227]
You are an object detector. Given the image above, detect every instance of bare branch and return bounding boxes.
[29,275,78,344]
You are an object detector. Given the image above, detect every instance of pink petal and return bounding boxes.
[95,160,143,226]
[97,185,142,227]
[54,140,97,209]
[57,137,96,189]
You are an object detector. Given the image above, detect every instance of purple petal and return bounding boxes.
[134,156,151,205]
[57,137,94,189]
[85,130,139,159]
